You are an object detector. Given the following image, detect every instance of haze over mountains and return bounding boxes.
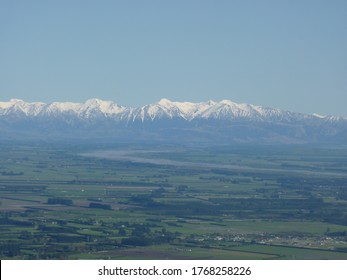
[0,98,346,144]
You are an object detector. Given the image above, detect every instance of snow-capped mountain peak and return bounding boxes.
[0,98,345,123]
[157,98,174,106]
[1,98,346,144]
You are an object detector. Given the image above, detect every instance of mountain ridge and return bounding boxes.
[1,98,345,121]
[1,98,346,144]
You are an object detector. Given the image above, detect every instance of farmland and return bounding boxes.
[1,141,347,259]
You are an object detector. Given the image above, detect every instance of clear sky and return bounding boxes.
[1,0,346,116]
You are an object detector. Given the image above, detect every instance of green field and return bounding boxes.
[1,142,347,259]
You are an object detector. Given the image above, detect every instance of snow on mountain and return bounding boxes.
[0,98,344,124]
[45,101,82,115]
[0,99,46,116]
[125,99,218,121]
[78,99,127,118]
[1,98,346,144]
[0,98,128,119]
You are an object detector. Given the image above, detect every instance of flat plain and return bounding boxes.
[1,141,347,259]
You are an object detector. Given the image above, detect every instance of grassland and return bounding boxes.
[0,141,347,259]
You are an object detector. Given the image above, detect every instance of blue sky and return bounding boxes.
[1,0,346,116]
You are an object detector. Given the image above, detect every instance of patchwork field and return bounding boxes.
[1,142,347,259]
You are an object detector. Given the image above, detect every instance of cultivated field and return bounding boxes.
[1,142,347,259]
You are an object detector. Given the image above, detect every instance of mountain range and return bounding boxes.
[1,98,346,144]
